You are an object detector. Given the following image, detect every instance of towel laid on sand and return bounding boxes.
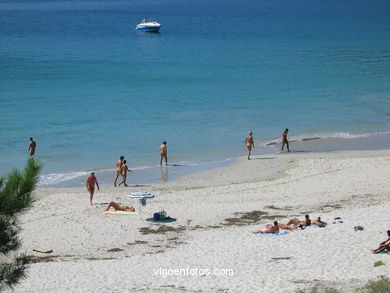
[257,231,289,236]
[146,217,176,223]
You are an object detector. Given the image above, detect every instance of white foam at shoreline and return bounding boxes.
[38,158,234,186]
[38,130,390,186]
[257,130,390,149]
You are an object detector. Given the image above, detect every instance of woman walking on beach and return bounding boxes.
[281,128,290,152]
[245,132,255,160]
[119,160,132,187]
[114,156,124,186]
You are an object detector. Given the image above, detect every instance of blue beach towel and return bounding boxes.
[378,250,390,254]
[258,231,289,236]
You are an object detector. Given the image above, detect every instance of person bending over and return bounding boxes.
[252,221,280,234]
[371,230,390,254]
[105,201,135,212]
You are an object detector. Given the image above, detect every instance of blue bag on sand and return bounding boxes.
[153,213,160,221]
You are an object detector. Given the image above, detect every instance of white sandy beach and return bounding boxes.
[9,149,390,292]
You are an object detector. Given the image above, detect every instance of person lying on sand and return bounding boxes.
[252,221,280,234]
[278,223,304,230]
[371,230,390,254]
[287,214,311,227]
[312,217,327,226]
[105,201,135,212]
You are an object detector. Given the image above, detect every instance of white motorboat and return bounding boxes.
[135,21,161,32]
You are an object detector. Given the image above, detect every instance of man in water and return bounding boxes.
[119,160,132,187]
[105,201,135,212]
[160,141,168,166]
[281,128,290,152]
[86,172,99,205]
[114,155,124,186]
[28,137,37,157]
[245,132,255,160]
[252,221,280,234]
[371,230,390,254]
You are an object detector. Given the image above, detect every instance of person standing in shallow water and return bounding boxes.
[245,132,255,160]
[114,156,124,186]
[28,137,37,157]
[86,172,99,205]
[160,141,168,166]
[281,128,290,152]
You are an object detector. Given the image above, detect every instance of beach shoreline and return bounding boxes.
[9,148,390,292]
[37,130,390,188]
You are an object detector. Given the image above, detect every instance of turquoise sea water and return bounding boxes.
[1,0,390,185]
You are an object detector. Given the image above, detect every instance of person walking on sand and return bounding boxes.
[119,160,132,187]
[114,155,124,186]
[160,141,168,166]
[28,137,37,157]
[281,128,290,152]
[245,131,255,160]
[86,172,99,205]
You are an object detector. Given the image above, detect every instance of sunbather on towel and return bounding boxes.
[371,230,390,254]
[105,201,135,212]
[312,217,327,226]
[252,221,280,234]
[278,223,304,230]
[287,214,311,227]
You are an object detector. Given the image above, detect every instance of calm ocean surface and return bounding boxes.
[1,0,390,185]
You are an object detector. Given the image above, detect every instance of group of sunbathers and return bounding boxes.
[252,214,327,234]
[252,215,390,255]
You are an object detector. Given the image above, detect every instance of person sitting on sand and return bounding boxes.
[252,221,280,234]
[312,217,327,226]
[105,201,135,212]
[371,230,390,254]
[287,214,311,227]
